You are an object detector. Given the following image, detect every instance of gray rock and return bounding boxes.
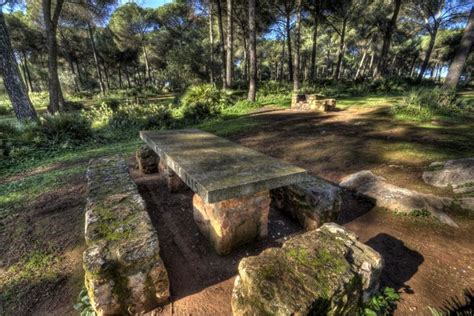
[423,158,474,194]
[231,223,383,316]
[271,176,342,230]
[460,197,474,212]
[340,170,458,227]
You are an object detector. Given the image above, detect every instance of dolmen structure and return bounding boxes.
[80,129,384,315]
[291,93,337,112]
[140,129,308,255]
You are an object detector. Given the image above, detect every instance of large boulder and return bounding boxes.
[84,156,169,315]
[271,176,342,230]
[423,158,474,194]
[231,223,383,316]
[340,170,458,227]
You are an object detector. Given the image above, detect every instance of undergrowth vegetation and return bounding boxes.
[392,88,474,121]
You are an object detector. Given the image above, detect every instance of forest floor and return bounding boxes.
[1,94,474,315]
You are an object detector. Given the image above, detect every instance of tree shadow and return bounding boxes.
[365,233,424,295]
[437,288,474,315]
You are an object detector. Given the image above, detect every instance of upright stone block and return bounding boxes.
[136,145,159,174]
[271,176,342,230]
[193,191,271,255]
[83,156,170,315]
[159,159,187,192]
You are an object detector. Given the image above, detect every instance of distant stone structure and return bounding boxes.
[83,156,169,315]
[291,93,336,111]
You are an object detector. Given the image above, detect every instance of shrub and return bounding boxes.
[358,287,400,316]
[109,103,173,130]
[38,113,93,147]
[180,84,230,123]
[0,103,13,115]
[83,102,114,126]
[258,81,291,96]
[392,88,472,121]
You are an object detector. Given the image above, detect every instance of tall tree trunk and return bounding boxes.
[43,0,65,113]
[216,0,227,89]
[118,65,123,89]
[293,0,302,91]
[279,39,285,81]
[444,6,474,88]
[417,26,438,81]
[247,0,257,101]
[0,11,37,121]
[355,41,371,79]
[125,67,131,88]
[334,18,347,80]
[225,0,233,88]
[87,22,105,95]
[209,1,214,83]
[310,13,318,82]
[102,61,111,91]
[286,13,293,81]
[142,44,150,84]
[374,0,402,78]
[21,51,34,92]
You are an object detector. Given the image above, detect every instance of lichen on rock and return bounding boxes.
[231,223,383,315]
[83,156,169,315]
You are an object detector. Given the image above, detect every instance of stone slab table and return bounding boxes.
[140,129,307,254]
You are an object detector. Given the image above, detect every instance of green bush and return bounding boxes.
[109,103,173,130]
[38,113,93,147]
[392,88,472,121]
[358,287,400,316]
[180,84,230,123]
[258,81,291,96]
[0,103,13,115]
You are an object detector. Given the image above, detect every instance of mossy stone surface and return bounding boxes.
[140,129,307,203]
[83,156,169,315]
[231,223,384,316]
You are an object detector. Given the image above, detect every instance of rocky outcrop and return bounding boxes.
[136,145,159,174]
[83,156,169,315]
[271,176,342,230]
[340,170,458,227]
[423,158,474,194]
[231,223,383,315]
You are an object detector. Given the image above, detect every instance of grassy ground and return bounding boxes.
[0,90,473,314]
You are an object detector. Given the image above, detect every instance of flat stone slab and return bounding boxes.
[140,129,307,203]
[340,170,458,227]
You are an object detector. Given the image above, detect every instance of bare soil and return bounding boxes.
[2,107,473,315]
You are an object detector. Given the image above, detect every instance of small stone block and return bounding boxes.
[271,175,342,230]
[159,159,188,192]
[136,145,159,174]
[193,191,270,255]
